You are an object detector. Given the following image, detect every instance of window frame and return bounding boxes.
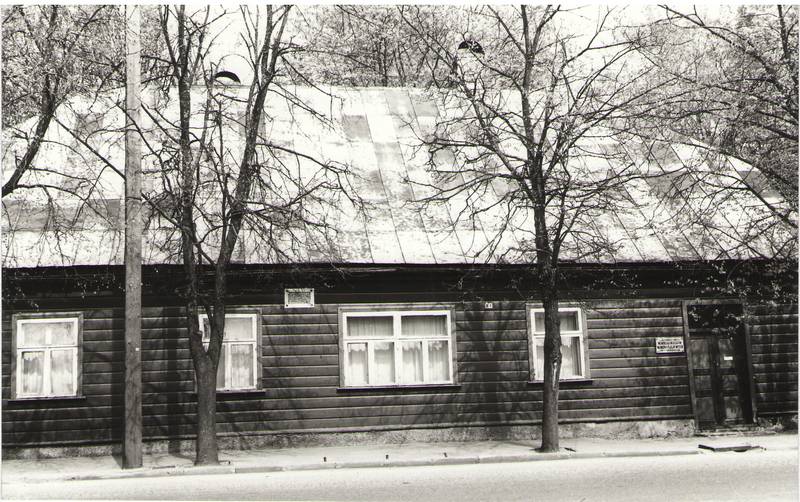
[527,305,590,382]
[197,310,262,392]
[11,312,83,400]
[284,288,315,308]
[338,304,458,388]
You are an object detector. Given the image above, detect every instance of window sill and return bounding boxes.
[190,389,266,397]
[527,378,593,387]
[7,395,86,403]
[338,383,461,392]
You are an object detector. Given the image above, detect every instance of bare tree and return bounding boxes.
[291,6,449,87]
[4,4,357,465]
[146,5,356,464]
[1,5,128,197]
[629,5,798,225]
[389,5,681,451]
[1,4,169,261]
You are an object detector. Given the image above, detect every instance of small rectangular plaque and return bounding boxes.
[656,337,685,354]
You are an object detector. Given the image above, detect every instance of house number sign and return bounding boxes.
[656,337,685,354]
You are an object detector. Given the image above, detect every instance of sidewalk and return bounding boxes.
[3,433,797,484]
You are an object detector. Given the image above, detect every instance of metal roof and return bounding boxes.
[2,86,795,268]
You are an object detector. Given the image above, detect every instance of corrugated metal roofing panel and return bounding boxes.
[384,88,416,121]
[394,229,436,263]
[590,211,643,263]
[365,228,404,263]
[332,229,374,263]
[408,91,439,118]
[341,114,372,142]
[3,229,123,268]
[426,229,469,264]
[360,88,396,144]
[2,86,793,268]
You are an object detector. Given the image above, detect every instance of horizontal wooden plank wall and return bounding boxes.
[748,303,798,417]
[582,299,691,419]
[2,295,698,447]
[2,308,124,446]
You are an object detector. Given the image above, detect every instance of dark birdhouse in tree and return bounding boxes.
[454,39,484,82]
[212,70,241,84]
[457,39,484,55]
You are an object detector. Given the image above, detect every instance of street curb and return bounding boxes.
[59,464,236,482]
[7,448,720,483]
[9,440,797,484]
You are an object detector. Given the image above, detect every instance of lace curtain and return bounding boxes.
[534,336,582,379]
[347,314,450,385]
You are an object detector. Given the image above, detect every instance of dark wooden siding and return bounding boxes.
[582,299,692,419]
[2,308,124,446]
[748,303,798,417]
[3,295,701,447]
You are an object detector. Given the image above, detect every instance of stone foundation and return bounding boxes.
[3,418,697,460]
[757,413,798,431]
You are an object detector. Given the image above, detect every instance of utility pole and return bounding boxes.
[123,3,143,469]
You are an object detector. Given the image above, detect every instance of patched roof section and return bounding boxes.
[2,86,795,268]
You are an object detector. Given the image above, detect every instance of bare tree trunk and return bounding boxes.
[161,5,291,466]
[185,295,221,465]
[539,280,562,452]
[529,147,563,452]
[193,356,219,465]
[169,5,223,465]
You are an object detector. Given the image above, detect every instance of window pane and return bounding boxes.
[202,318,211,342]
[50,349,75,395]
[47,321,76,346]
[216,347,226,389]
[229,344,254,389]
[373,341,395,384]
[348,316,393,337]
[534,312,544,333]
[534,336,584,380]
[561,336,583,378]
[401,315,446,337]
[226,317,255,341]
[347,343,368,386]
[559,312,579,332]
[534,311,579,333]
[21,351,44,395]
[533,338,544,380]
[401,341,423,384]
[428,340,450,382]
[19,323,46,347]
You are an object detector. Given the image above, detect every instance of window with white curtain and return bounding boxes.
[199,312,260,391]
[341,309,454,387]
[13,315,82,398]
[529,307,588,381]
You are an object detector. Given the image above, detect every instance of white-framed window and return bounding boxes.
[198,312,260,391]
[529,307,588,381]
[12,314,82,399]
[340,308,455,387]
[285,288,314,308]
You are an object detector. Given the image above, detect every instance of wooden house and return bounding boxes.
[2,87,796,455]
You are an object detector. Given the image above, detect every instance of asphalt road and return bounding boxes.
[3,449,797,501]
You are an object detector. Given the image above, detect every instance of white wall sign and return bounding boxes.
[656,337,685,354]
